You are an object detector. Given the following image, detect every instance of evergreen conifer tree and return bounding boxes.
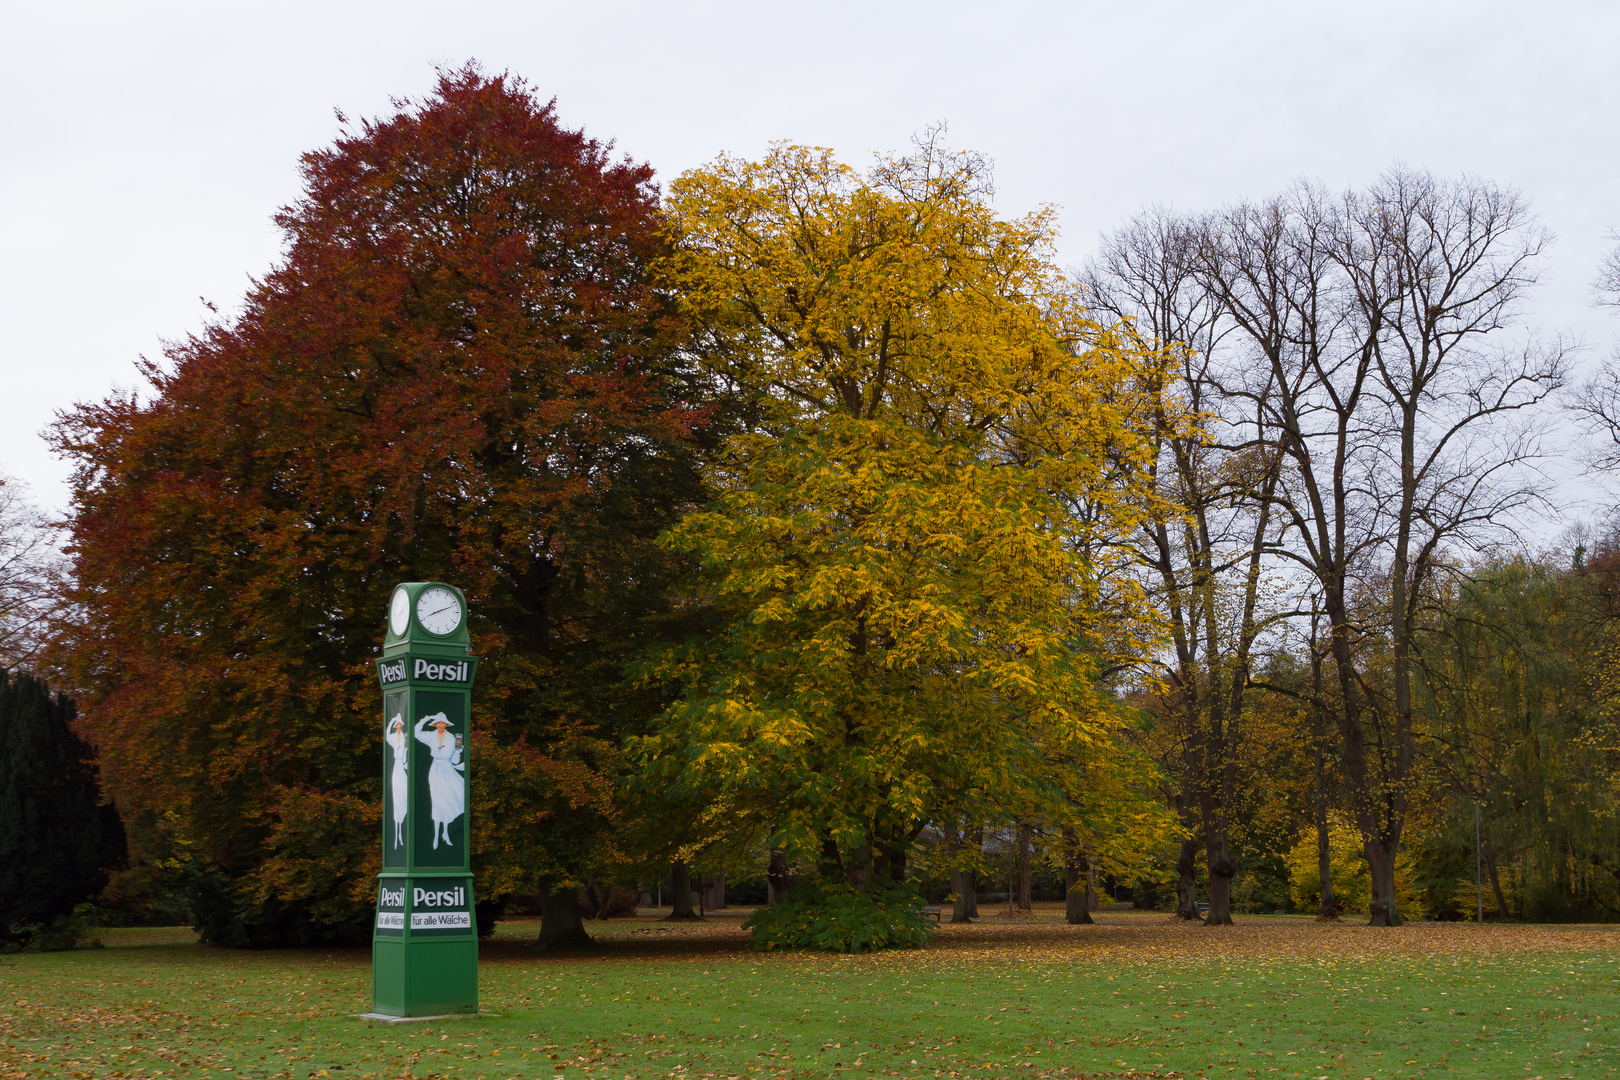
[0,669,122,946]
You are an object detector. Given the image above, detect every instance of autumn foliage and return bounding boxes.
[635,141,1175,918]
[26,53,1620,958]
[49,65,1197,950]
[52,67,706,944]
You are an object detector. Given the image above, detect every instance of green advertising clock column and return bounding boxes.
[372,581,479,1018]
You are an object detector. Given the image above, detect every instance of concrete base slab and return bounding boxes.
[354,1012,496,1024]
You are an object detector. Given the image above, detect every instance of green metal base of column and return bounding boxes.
[371,935,479,1018]
[355,1011,496,1025]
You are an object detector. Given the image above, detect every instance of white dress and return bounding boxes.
[386,720,409,835]
[415,716,467,826]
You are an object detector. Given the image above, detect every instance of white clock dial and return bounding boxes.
[389,587,410,636]
[415,585,463,636]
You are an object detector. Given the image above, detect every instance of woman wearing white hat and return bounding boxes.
[414,712,466,848]
[385,714,409,849]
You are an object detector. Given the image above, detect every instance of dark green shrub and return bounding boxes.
[0,670,124,949]
[15,903,105,952]
[726,876,770,906]
[1232,850,1294,914]
[96,809,194,927]
[743,883,934,953]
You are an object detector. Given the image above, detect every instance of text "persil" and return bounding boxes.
[415,886,467,908]
[415,659,470,683]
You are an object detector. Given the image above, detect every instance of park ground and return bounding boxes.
[1,906,1615,1080]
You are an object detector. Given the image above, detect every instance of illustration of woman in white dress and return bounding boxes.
[414,712,466,848]
[385,714,409,848]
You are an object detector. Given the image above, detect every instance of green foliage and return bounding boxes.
[7,903,105,953]
[1417,557,1620,920]
[95,809,195,927]
[1229,850,1293,915]
[1284,813,1427,920]
[235,787,380,944]
[0,670,123,949]
[1403,819,1479,921]
[1285,813,1370,915]
[742,883,934,953]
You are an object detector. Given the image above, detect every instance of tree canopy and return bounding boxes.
[52,66,708,945]
[44,64,1619,949]
[634,140,1175,913]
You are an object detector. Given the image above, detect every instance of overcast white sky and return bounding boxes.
[4,0,1618,518]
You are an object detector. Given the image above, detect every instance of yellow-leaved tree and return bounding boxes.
[636,139,1176,945]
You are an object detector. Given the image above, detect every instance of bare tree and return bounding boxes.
[1595,232,1620,307]
[0,473,62,670]
[1570,233,1620,466]
[1201,168,1564,925]
[1081,209,1287,926]
[1305,598,1342,919]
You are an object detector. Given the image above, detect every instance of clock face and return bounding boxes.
[389,587,410,636]
[415,586,463,636]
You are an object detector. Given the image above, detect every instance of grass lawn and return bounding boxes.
[2,906,1616,1080]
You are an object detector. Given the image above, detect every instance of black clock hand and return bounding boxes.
[423,601,458,618]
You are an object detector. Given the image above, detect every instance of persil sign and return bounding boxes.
[414,658,471,683]
[411,886,471,930]
[376,656,472,685]
[376,883,405,930]
[414,885,466,908]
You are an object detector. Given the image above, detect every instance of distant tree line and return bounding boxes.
[1082,175,1619,926]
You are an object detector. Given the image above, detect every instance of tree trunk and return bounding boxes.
[583,880,616,920]
[1483,840,1510,921]
[1014,825,1032,911]
[767,848,791,904]
[700,872,725,910]
[1064,832,1093,925]
[1205,854,1233,925]
[1175,832,1200,920]
[534,887,594,950]
[944,824,971,922]
[949,868,973,922]
[1364,837,1403,927]
[1200,745,1236,924]
[1384,392,1420,930]
[872,848,890,887]
[847,841,872,894]
[1310,639,1339,920]
[1315,801,1339,920]
[1337,620,1403,927]
[964,829,982,917]
[667,859,700,920]
[877,830,913,888]
[1065,860,1089,924]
